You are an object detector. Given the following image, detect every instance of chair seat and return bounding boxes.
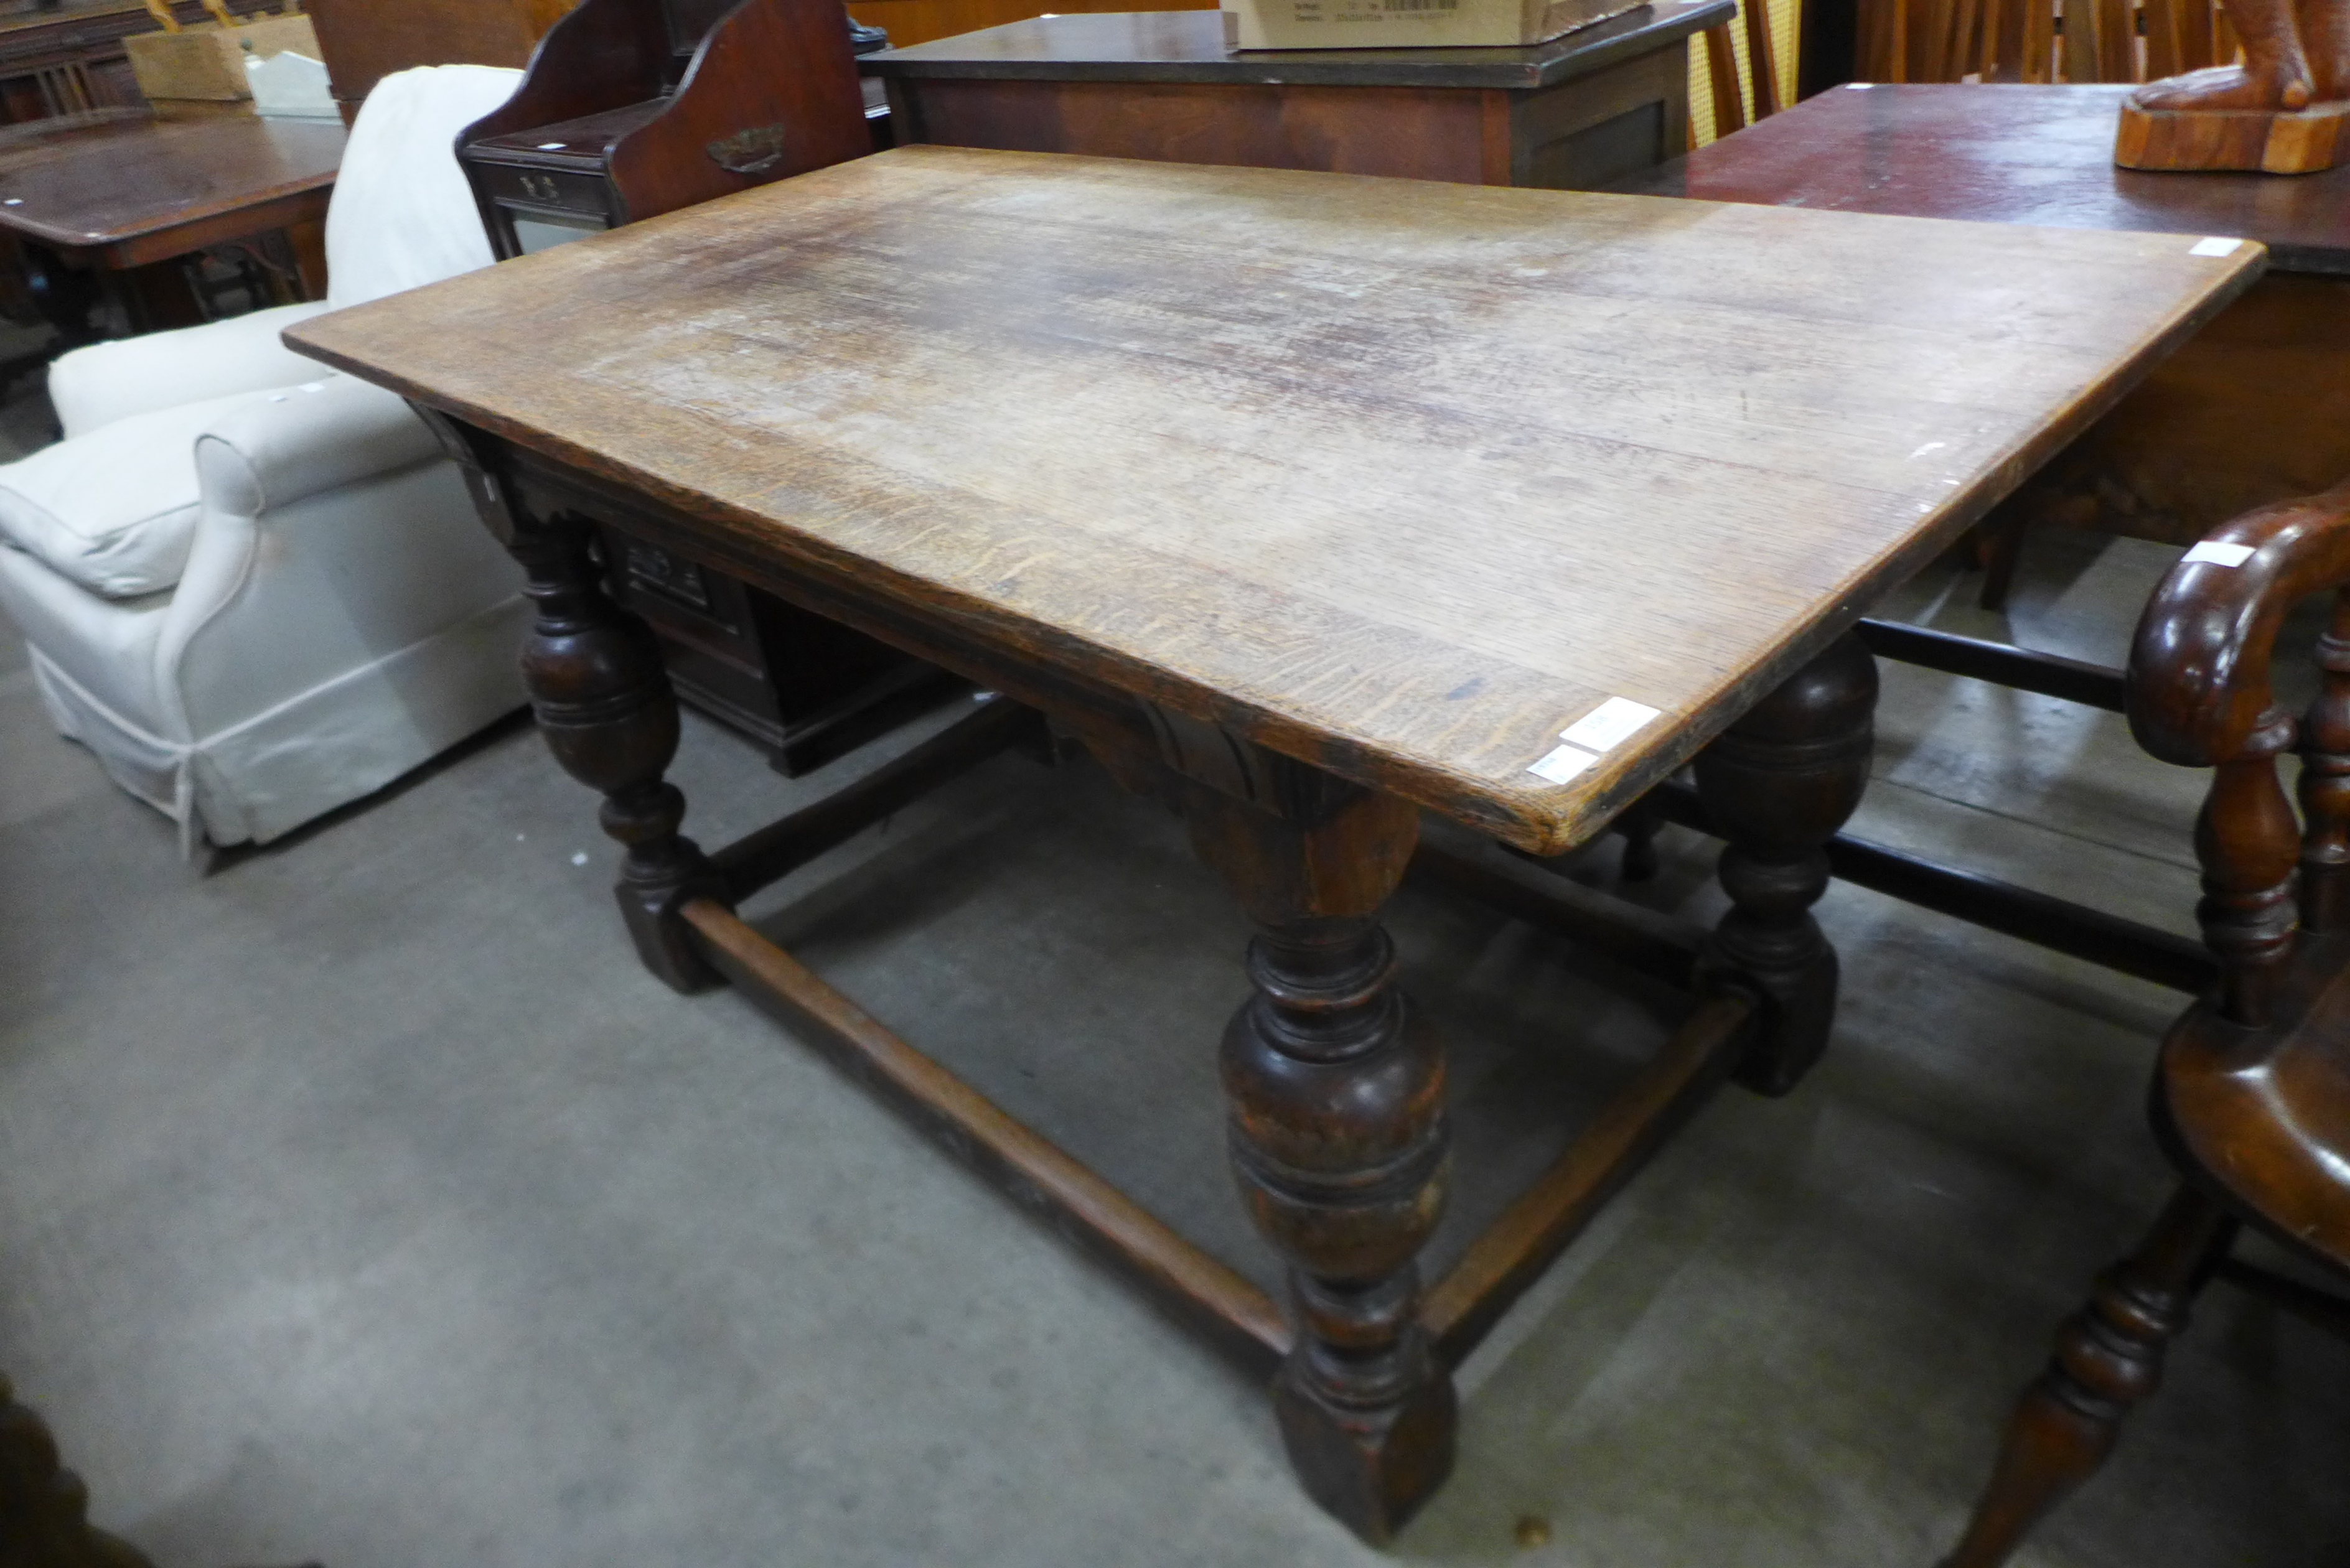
[0,388,286,599]
[2157,929,2350,1271]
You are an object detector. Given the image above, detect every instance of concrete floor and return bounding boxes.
[2,371,2348,1566]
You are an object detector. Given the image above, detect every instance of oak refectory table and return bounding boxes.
[283,147,2259,1541]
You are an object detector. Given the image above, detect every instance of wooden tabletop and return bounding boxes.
[859,2,1732,91]
[1614,83,2350,275]
[0,110,344,263]
[286,146,2259,853]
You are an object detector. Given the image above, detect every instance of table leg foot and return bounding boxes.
[1189,778,1454,1543]
[1694,631,1877,1096]
[506,508,728,992]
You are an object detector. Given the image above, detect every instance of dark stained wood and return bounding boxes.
[1940,1187,2237,1568]
[462,0,870,236]
[1173,742,1451,1544]
[1614,83,2350,273]
[287,147,2261,858]
[867,4,1727,189]
[678,897,1295,1376]
[0,1373,154,1568]
[496,495,729,993]
[462,0,941,777]
[1944,476,2350,1567]
[0,109,340,266]
[1694,632,1876,1094]
[710,692,1041,897]
[306,0,578,114]
[863,3,1727,88]
[1409,836,1709,987]
[1851,618,2125,711]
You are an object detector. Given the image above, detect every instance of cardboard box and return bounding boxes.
[125,14,321,102]
[1221,0,1641,50]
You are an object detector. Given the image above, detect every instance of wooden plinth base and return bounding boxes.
[2115,96,2350,173]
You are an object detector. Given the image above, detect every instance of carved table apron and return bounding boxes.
[284,146,2259,1542]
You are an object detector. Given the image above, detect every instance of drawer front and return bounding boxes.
[479,162,613,221]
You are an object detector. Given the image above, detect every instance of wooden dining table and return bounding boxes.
[282,146,2258,1541]
[0,105,343,368]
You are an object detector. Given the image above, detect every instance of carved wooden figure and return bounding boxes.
[2115,0,2350,169]
[1940,473,2350,1567]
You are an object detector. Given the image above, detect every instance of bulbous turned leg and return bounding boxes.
[1694,631,1877,1096]
[505,508,729,992]
[1188,777,1454,1544]
[1940,1186,2235,1568]
[0,1374,154,1568]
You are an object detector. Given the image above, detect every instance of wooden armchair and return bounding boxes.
[1939,473,2350,1567]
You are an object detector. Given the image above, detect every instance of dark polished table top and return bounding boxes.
[0,108,344,256]
[861,2,1732,91]
[1614,82,2350,274]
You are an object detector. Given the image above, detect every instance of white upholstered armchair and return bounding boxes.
[0,64,530,851]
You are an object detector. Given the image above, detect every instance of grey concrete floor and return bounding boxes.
[3,360,2348,1567]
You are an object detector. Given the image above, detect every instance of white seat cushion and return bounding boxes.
[0,389,273,599]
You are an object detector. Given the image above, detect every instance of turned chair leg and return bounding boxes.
[1940,1185,2235,1568]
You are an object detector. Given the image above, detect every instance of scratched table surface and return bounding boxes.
[286,146,2259,854]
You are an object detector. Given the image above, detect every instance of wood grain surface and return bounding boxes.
[286,146,2258,854]
[0,109,340,257]
[1614,82,2350,274]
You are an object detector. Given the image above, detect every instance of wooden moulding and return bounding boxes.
[2115,96,2350,174]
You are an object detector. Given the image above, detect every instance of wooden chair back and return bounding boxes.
[1697,0,1783,142]
[1859,0,2235,84]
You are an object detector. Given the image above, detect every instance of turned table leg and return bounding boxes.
[1182,768,1453,1544]
[1695,630,1878,1095]
[504,507,729,992]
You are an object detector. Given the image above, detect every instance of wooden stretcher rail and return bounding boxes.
[1649,782,2216,994]
[680,897,1296,1375]
[1408,839,1708,990]
[1855,617,2128,712]
[1421,991,1754,1367]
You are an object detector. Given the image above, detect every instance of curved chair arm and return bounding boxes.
[2127,474,2350,1025]
[2128,475,2350,767]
